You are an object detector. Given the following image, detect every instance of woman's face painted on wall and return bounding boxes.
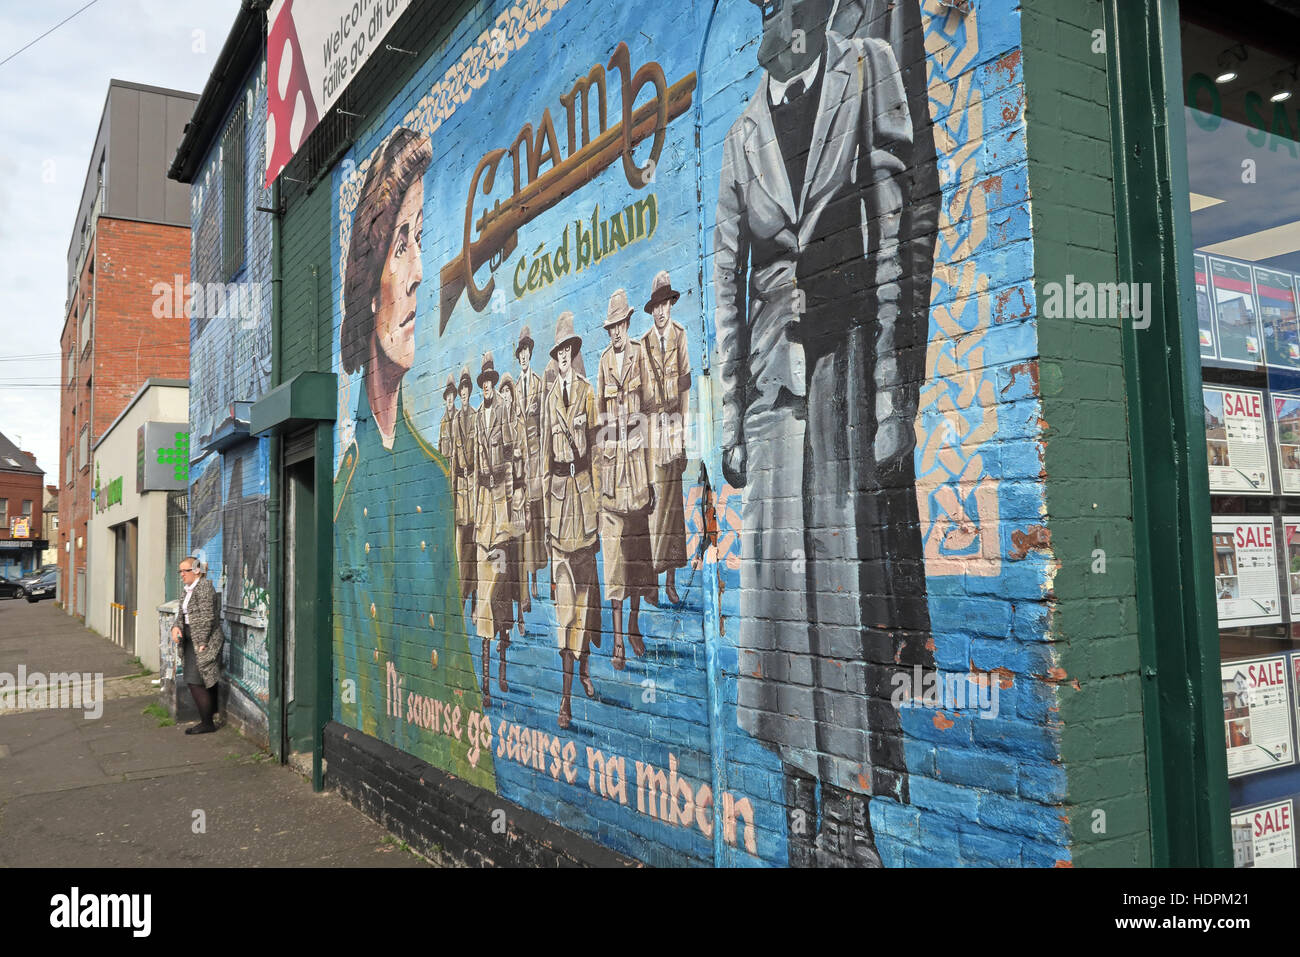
[372,179,424,374]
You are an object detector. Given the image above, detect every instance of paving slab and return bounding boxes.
[0,602,431,868]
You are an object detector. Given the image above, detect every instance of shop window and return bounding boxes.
[1182,8,1300,867]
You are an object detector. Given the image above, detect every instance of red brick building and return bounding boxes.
[0,432,46,580]
[59,80,196,617]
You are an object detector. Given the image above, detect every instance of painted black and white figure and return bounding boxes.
[714,0,937,867]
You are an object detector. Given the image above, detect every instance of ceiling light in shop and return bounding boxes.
[1191,192,1225,212]
[1216,44,1247,86]
[1201,220,1300,262]
[1269,67,1297,103]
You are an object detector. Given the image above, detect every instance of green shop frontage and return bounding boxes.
[170,0,1300,866]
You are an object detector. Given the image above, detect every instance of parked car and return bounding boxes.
[24,570,57,602]
[0,576,24,599]
[16,565,55,589]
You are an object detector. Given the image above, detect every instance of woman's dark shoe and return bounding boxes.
[185,723,217,735]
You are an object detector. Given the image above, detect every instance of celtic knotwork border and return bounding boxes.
[915,0,1003,578]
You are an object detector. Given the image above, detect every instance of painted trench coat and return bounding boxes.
[713,29,934,799]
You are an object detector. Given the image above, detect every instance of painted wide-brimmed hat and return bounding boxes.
[515,325,535,359]
[550,311,582,359]
[603,288,635,329]
[498,372,515,398]
[478,351,499,388]
[458,364,473,393]
[443,374,457,399]
[644,270,682,312]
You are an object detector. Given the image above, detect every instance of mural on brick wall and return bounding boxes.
[188,64,275,730]
[330,0,1058,866]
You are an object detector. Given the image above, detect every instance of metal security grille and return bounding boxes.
[221,101,247,281]
[165,490,188,603]
[280,87,355,200]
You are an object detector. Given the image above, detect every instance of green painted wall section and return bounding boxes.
[1021,0,1153,866]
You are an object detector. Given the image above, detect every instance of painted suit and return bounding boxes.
[543,372,601,653]
[472,397,518,639]
[714,29,934,804]
[641,319,691,575]
[438,409,454,459]
[517,369,547,573]
[452,404,477,602]
[596,340,656,602]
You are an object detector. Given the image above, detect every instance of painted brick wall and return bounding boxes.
[1021,0,1151,866]
[186,56,275,741]
[272,0,1145,865]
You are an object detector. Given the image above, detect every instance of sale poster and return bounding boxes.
[1205,386,1272,494]
[1210,257,1263,366]
[1220,655,1294,776]
[1195,253,1216,359]
[1211,519,1282,627]
[1274,396,1300,493]
[1284,520,1300,615]
[1256,266,1300,370]
[1231,800,1295,868]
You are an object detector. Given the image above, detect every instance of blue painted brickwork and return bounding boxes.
[305,0,1077,866]
[187,53,274,736]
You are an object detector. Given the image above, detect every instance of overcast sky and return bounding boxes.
[0,0,240,486]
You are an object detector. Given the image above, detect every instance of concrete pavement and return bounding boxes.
[0,598,429,867]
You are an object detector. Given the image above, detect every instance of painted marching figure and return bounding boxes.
[714,0,935,866]
[596,288,655,669]
[640,271,692,606]
[515,326,547,602]
[498,371,529,637]
[439,375,457,459]
[543,312,602,729]
[472,352,518,706]
[453,365,477,614]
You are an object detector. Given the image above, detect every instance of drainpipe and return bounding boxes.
[266,172,284,763]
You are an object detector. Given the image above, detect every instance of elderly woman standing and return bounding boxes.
[170,557,222,735]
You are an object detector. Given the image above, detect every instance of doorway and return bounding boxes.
[282,428,317,758]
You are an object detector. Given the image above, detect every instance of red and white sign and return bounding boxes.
[1221,655,1294,777]
[1204,385,1272,495]
[1212,518,1282,627]
[266,0,414,186]
[1232,800,1295,868]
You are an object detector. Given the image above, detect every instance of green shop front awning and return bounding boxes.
[249,372,338,436]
